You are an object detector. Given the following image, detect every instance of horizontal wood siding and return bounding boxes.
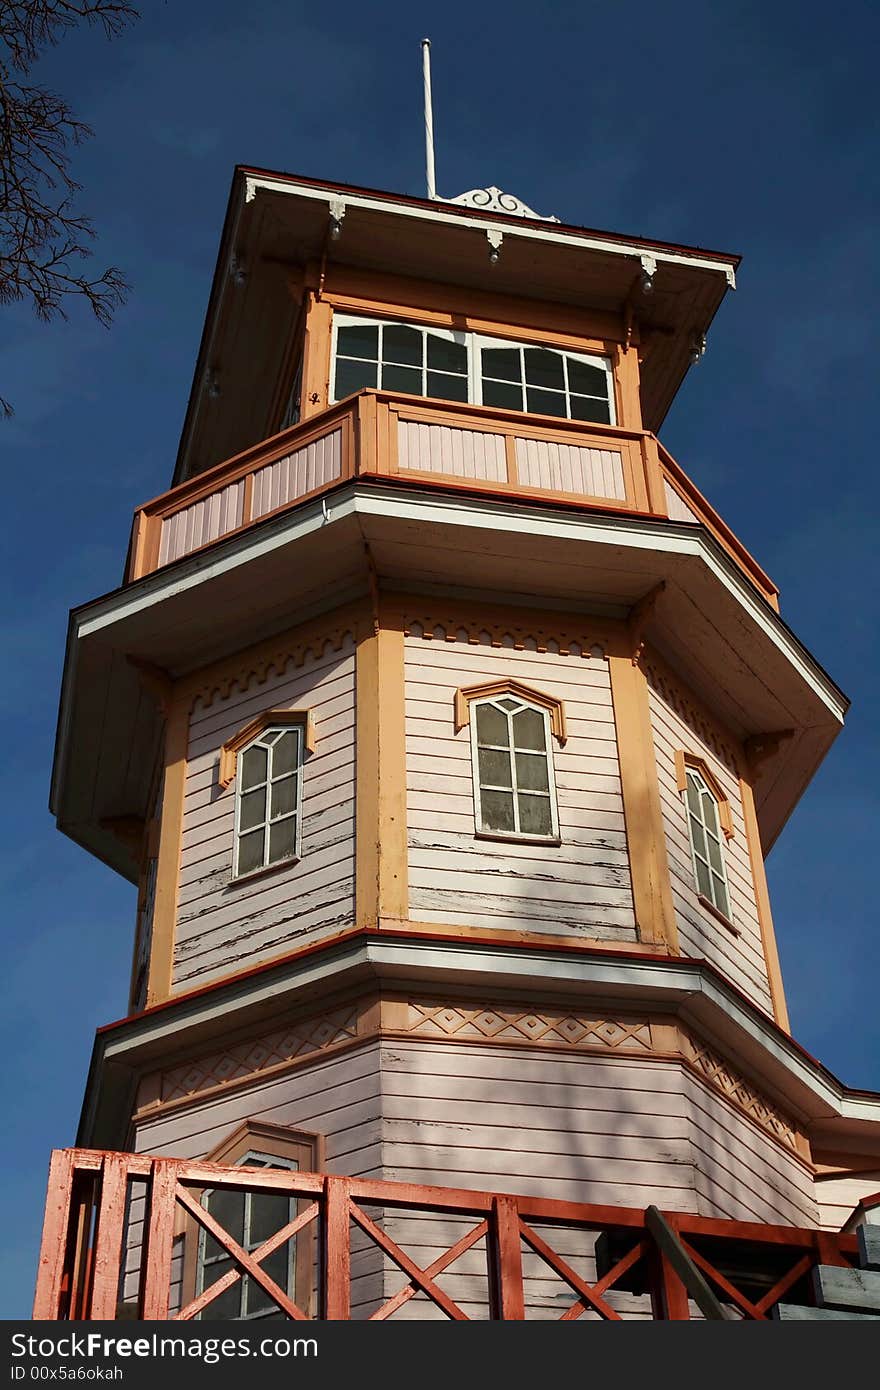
[404,632,636,939]
[663,477,699,524]
[132,1041,385,1317]
[173,639,356,990]
[646,679,774,1015]
[397,420,507,481]
[814,1172,880,1232]
[159,480,245,565]
[251,429,342,518]
[515,437,625,500]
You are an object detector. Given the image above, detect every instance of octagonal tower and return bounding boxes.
[46,169,880,1318]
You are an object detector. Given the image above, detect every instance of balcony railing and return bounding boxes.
[34,1149,856,1320]
[125,391,778,609]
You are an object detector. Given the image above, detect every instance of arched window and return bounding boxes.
[234,724,304,876]
[682,763,732,921]
[469,693,560,841]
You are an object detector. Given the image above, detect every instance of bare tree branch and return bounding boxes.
[1,1,139,414]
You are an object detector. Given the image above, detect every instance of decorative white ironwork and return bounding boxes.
[449,185,560,222]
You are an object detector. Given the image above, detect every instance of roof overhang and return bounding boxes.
[174,167,740,481]
[77,932,880,1152]
[51,480,846,882]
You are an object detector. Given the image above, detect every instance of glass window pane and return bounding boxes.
[524,348,565,391]
[707,835,724,875]
[480,789,515,833]
[481,347,521,382]
[336,324,378,360]
[569,394,611,424]
[516,752,549,791]
[271,776,297,819]
[689,815,707,860]
[204,1262,241,1319]
[426,371,469,402]
[237,828,264,875]
[701,790,719,828]
[498,699,519,711]
[381,364,422,394]
[527,387,567,418]
[272,730,299,776]
[240,745,267,790]
[427,335,468,374]
[566,359,608,397]
[685,775,702,815]
[512,707,546,751]
[479,748,512,788]
[239,787,266,832]
[383,324,423,366]
[519,793,552,836]
[481,378,522,411]
[249,1192,293,1246]
[268,817,297,863]
[695,856,712,899]
[334,357,377,399]
[206,1188,245,1245]
[712,877,731,917]
[475,704,509,745]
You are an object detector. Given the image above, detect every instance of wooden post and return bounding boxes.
[491,1196,526,1319]
[301,295,333,420]
[355,610,408,928]
[32,1151,77,1320]
[88,1155,130,1318]
[147,696,188,1006]
[141,1160,179,1320]
[739,774,790,1031]
[323,1177,351,1320]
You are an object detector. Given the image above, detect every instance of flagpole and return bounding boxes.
[422,38,438,200]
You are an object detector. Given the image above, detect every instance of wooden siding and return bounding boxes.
[515,437,625,500]
[663,477,699,524]
[251,429,342,519]
[159,480,245,567]
[397,421,507,481]
[815,1172,880,1232]
[131,1041,385,1317]
[646,677,774,1015]
[404,632,637,939]
[173,639,356,990]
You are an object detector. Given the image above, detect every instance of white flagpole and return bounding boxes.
[422,38,438,200]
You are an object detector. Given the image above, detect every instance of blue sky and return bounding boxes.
[1,0,877,1316]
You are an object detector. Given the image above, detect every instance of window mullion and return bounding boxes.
[507,711,521,833]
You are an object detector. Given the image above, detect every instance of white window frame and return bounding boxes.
[683,766,733,922]
[196,1150,298,1321]
[233,724,304,878]
[469,694,560,843]
[472,331,616,424]
[329,313,615,425]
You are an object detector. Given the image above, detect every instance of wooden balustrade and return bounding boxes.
[124,390,778,607]
[33,1149,855,1321]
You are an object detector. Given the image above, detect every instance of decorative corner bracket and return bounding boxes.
[126,655,173,716]
[218,708,316,789]
[328,198,346,241]
[627,581,666,666]
[453,678,567,744]
[486,228,503,264]
[743,729,795,772]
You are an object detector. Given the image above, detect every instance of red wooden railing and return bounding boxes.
[124,391,778,608]
[33,1150,855,1321]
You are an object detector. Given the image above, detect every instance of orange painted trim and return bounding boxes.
[301,292,332,419]
[739,774,790,1033]
[218,708,316,789]
[453,677,567,743]
[355,607,408,928]
[609,652,679,952]
[146,696,189,1007]
[674,749,735,840]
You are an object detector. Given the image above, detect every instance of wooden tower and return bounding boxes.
[38,171,880,1320]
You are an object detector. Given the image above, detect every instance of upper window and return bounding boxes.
[331,314,615,426]
[234,725,304,876]
[683,766,732,921]
[470,694,560,841]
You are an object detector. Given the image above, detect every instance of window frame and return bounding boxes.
[329,312,616,426]
[231,723,304,879]
[677,756,735,928]
[180,1121,322,1321]
[468,692,561,844]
